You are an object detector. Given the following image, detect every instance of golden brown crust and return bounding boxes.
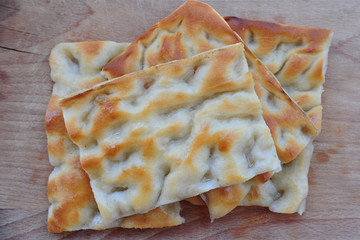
[226,16,333,131]
[102,0,318,165]
[46,95,184,233]
[226,17,332,214]
[240,143,314,214]
[61,43,280,223]
[250,59,317,163]
[247,185,261,202]
[103,1,239,78]
[225,17,333,55]
[75,41,105,57]
[254,171,274,184]
[185,196,206,206]
[100,0,319,221]
[205,185,246,219]
[47,41,184,232]
[46,95,97,233]
[47,156,94,233]
[120,205,183,229]
[45,95,67,135]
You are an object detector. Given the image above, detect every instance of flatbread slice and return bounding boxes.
[226,17,333,131]
[60,43,281,223]
[240,143,314,214]
[102,0,318,164]
[46,41,184,233]
[225,17,333,214]
[101,0,318,220]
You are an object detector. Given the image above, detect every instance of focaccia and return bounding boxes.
[100,0,318,220]
[46,41,184,233]
[60,43,281,223]
[102,0,318,164]
[240,143,314,214]
[226,17,333,131]
[224,17,333,214]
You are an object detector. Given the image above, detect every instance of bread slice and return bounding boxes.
[240,143,314,214]
[60,43,280,223]
[46,41,184,232]
[103,0,317,165]
[100,0,318,220]
[226,17,333,131]
[102,0,318,164]
[225,17,333,214]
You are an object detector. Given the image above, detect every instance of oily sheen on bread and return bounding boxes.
[100,0,318,220]
[46,41,184,233]
[225,17,333,214]
[60,43,281,223]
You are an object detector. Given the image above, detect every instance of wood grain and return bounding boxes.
[1,0,360,239]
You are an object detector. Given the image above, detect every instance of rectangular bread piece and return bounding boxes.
[102,0,318,164]
[101,0,319,219]
[46,41,184,232]
[60,43,281,223]
[225,16,333,214]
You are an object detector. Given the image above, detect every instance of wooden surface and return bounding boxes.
[1,0,360,239]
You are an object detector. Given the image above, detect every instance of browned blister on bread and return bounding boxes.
[61,43,280,223]
[47,41,184,232]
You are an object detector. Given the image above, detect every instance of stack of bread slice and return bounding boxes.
[46,0,333,233]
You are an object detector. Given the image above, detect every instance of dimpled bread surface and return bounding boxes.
[46,41,184,233]
[225,17,333,214]
[226,17,333,131]
[100,0,318,220]
[102,0,318,164]
[60,43,280,223]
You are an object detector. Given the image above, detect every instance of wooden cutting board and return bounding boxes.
[1,0,359,239]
